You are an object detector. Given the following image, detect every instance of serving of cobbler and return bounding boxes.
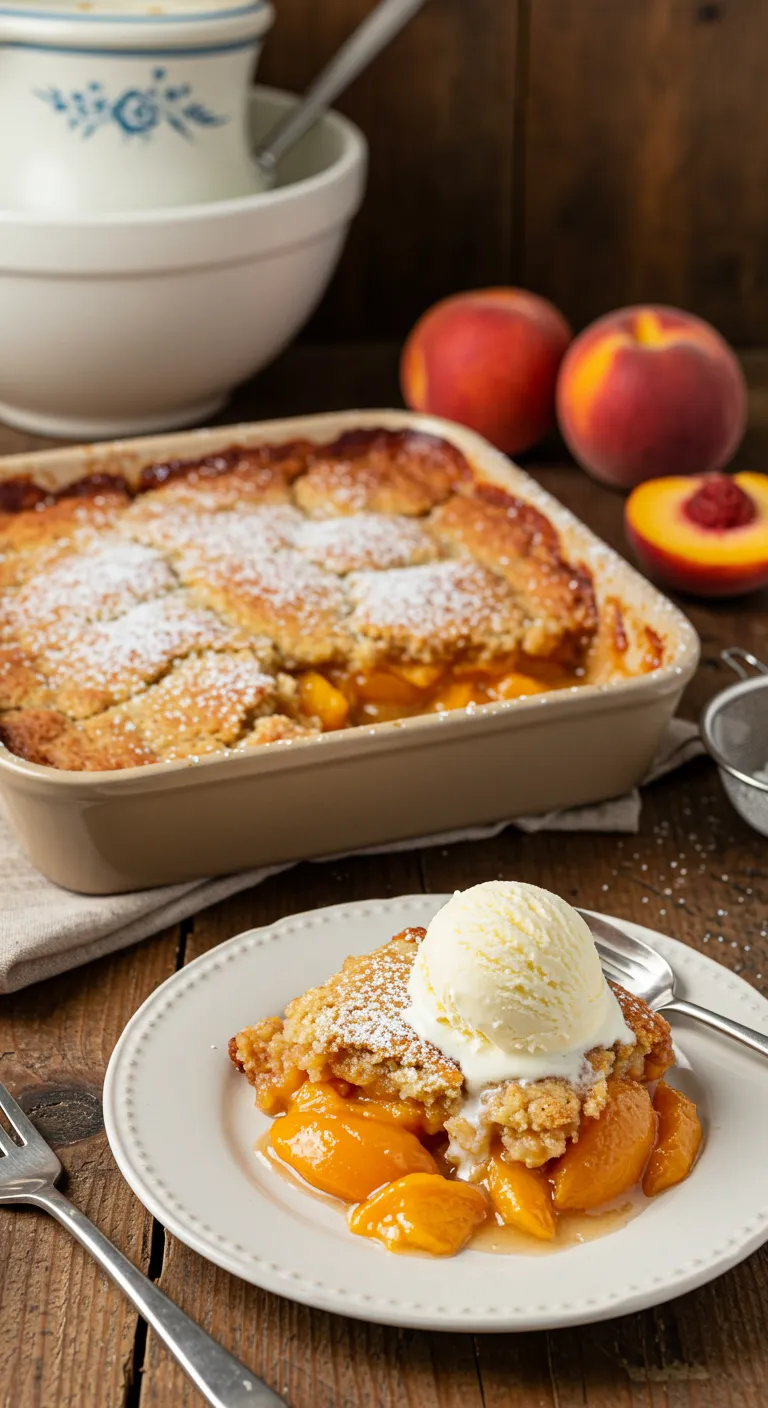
[0,428,665,772]
[230,892,703,1257]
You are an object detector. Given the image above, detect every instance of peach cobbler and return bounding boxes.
[230,883,702,1256]
[0,429,665,771]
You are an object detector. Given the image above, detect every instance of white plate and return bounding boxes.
[103,896,768,1332]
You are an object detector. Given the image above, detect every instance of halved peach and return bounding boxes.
[348,1172,488,1254]
[625,472,768,596]
[270,1109,437,1202]
[551,1079,656,1211]
[642,1082,702,1197]
[486,1153,556,1240]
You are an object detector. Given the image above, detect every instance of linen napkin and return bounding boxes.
[0,719,703,994]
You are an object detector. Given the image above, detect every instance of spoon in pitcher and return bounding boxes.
[579,909,768,1059]
[252,0,430,191]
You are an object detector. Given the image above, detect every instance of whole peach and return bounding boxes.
[401,288,572,455]
[557,306,747,488]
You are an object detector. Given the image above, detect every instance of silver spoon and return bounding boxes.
[252,0,430,191]
[578,908,768,1060]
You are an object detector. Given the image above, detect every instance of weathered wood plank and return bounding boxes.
[524,0,768,342]
[2,342,768,1407]
[0,934,181,1408]
[259,0,520,337]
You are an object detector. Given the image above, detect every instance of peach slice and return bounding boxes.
[486,1153,556,1240]
[269,1109,437,1202]
[643,1050,674,1084]
[642,1082,702,1197]
[354,670,421,706]
[348,1173,488,1255]
[428,680,478,712]
[551,1079,656,1211]
[390,662,445,690]
[492,672,549,700]
[290,1082,425,1133]
[625,472,768,597]
[297,672,349,730]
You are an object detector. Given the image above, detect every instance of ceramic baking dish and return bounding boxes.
[0,410,699,893]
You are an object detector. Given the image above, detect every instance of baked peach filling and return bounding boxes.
[265,1076,702,1256]
[296,656,574,731]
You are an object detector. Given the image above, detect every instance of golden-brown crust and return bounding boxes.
[296,512,442,574]
[346,559,527,666]
[0,707,73,765]
[180,548,348,668]
[229,927,674,1167]
[0,427,645,771]
[44,596,251,720]
[294,430,470,517]
[136,443,308,508]
[236,714,319,749]
[430,489,598,663]
[0,490,130,560]
[2,653,316,771]
[0,646,53,711]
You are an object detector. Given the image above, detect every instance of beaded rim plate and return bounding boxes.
[103,895,768,1332]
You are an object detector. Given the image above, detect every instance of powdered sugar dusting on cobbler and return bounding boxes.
[0,427,667,770]
[297,512,441,573]
[229,926,674,1169]
[347,559,525,660]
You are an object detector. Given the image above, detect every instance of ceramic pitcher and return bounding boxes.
[0,1,274,214]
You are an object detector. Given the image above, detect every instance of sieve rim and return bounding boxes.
[700,674,768,795]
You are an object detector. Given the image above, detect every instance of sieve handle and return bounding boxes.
[720,648,768,681]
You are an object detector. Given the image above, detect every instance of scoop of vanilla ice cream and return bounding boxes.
[407,881,634,1089]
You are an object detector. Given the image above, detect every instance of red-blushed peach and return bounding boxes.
[557,306,747,488]
[625,472,768,597]
[400,288,572,455]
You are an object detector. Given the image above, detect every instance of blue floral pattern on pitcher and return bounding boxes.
[35,68,227,141]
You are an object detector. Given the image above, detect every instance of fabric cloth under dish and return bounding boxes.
[0,719,703,994]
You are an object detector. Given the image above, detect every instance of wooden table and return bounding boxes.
[2,344,768,1408]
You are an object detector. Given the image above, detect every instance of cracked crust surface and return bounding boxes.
[0,427,656,771]
[229,926,674,1167]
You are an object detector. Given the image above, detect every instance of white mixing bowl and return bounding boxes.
[0,87,367,437]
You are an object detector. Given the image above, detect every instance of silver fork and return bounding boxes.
[578,908,768,1059]
[0,1082,284,1407]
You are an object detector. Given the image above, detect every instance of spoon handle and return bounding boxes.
[662,997,768,1059]
[255,0,430,174]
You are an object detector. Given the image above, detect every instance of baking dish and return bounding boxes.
[0,409,699,893]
